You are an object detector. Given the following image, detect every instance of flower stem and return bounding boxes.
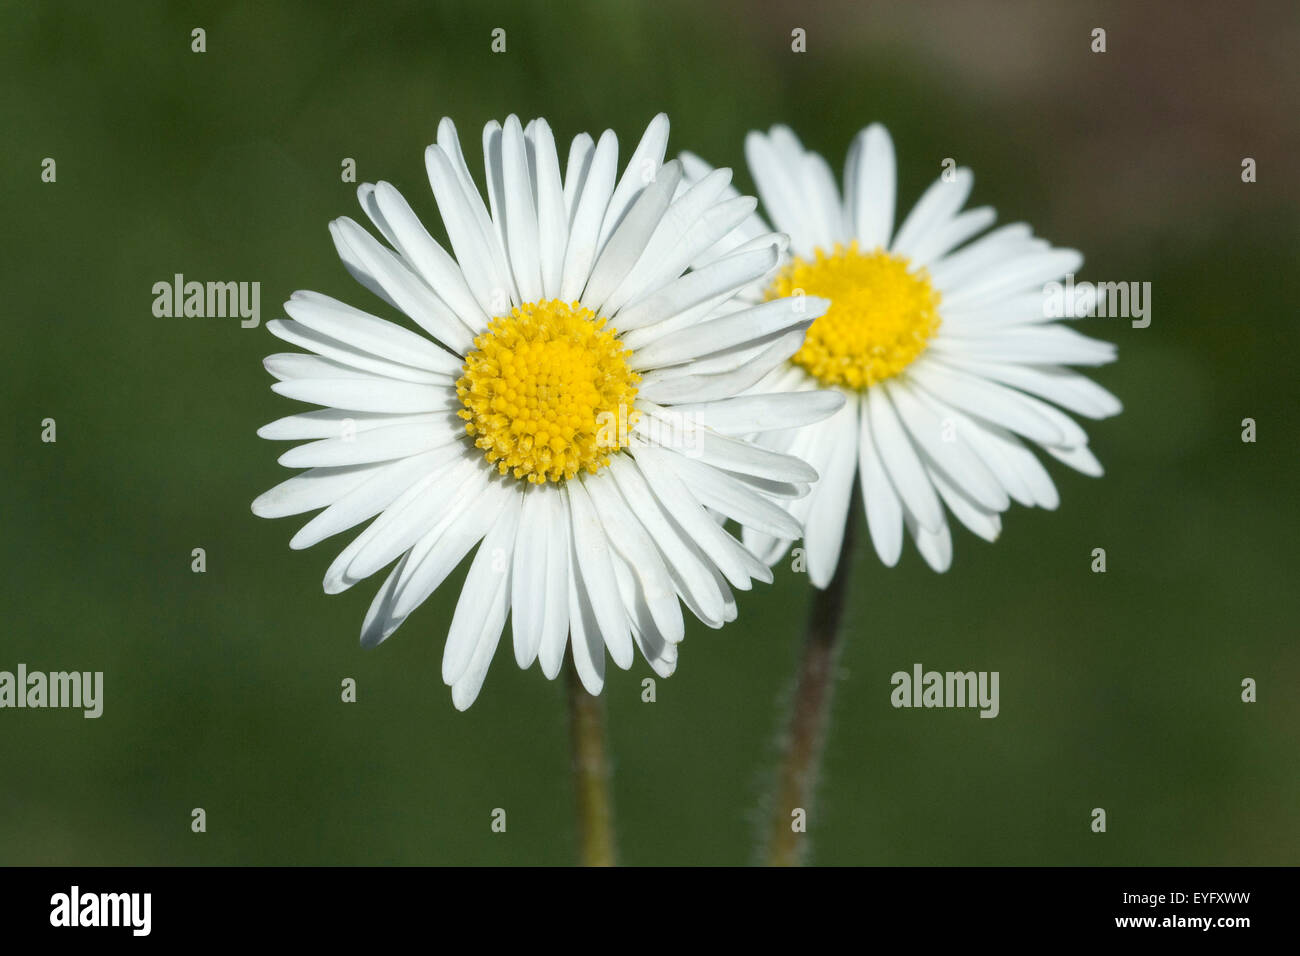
[565,660,616,866]
[765,501,858,866]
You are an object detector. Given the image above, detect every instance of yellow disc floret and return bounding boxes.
[766,242,942,389]
[456,299,640,484]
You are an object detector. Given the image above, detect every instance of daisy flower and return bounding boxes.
[680,124,1122,587]
[252,114,843,708]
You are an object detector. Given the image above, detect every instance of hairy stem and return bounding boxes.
[766,503,858,866]
[566,660,616,866]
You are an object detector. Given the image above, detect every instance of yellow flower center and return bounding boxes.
[766,242,942,389]
[456,299,640,484]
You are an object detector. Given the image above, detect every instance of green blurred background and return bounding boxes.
[3,0,1297,865]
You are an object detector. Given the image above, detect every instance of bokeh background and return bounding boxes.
[3,0,1297,865]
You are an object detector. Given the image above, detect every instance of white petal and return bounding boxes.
[536,489,573,680]
[928,223,1041,291]
[263,353,381,383]
[439,118,516,294]
[745,130,814,255]
[739,419,822,566]
[567,481,633,670]
[480,121,514,303]
[329,217,475,354]
[1043,442,1104,477]
[933,325,1117,367]
[567,554,606,697]
[271,377,455,414]
[765,125,806,170]
[846,123,896,249]
[584,160,682,311]
[559,130,619,302]
[382,480,511,628]
[907,206,996,267]
[658,450,803,541]
[802,397,860,588]
[614,558,679,678]
[613,191,760,314]
[865,386,944,533]
[905,506,953,572]
[425,143,512,317]
[678,150,773,264]
[277,419,463,468]
[582,470,684,644]
[531,119,568,299]
[510,487,550,669]
[678,149,718,185]
[952,411,1060,509]
[636,329,808,405]
[798,150,845,250]
[265,320,450,384]
[358,551,413,650]
[500,115,543,304]
[602,168,733,313]
[740,525,791,569]
[726,471,808,500]
[906,387,1036,509]
[284,291,464,374]
[660,423,819,484]
[907,361,1065,446]
[884,379,1008,511]
[442,494,520,686]
[858,408,904,566]
[370,181,488,332]
[252,463,382,519]
[596,112,670,250]
[941,249,1084,308]
[562,133,595,225]
[936,357,1122,419]
[925,360,1094,448]
[608,456,728,626]
[353,490,492,648]
[355,182,401,250]
[891,168,973,257]
[631,445,771,589]
[939,293,1050,330]
[292,450,457,553]
[668,389,845,435]
[927,463,1001,543]
[341,456,482,583]
[629,295,816,371]
[615,243,780,335]
[257,409,445,441]
[450,594,508,711]
[712,564,739,623]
